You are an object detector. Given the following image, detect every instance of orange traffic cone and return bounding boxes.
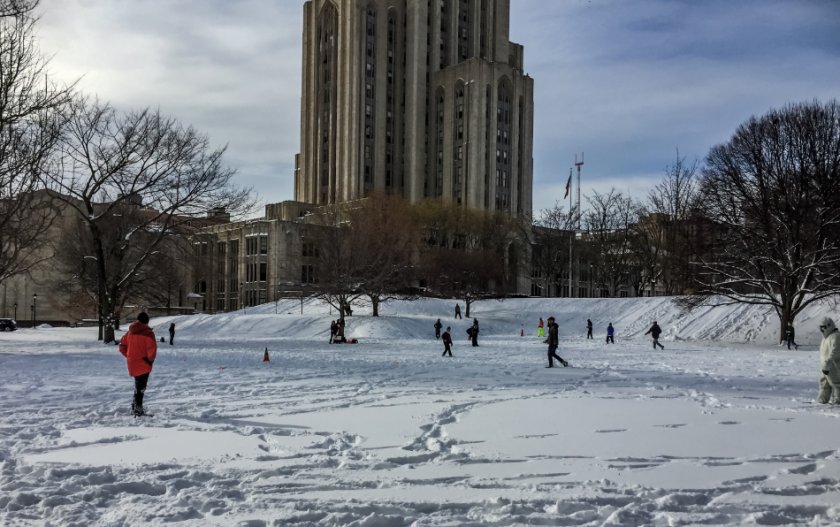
[263,347,270,362]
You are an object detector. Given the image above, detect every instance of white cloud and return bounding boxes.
[34,0,840,217]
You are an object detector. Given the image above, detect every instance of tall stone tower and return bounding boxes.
[294,0,534,217]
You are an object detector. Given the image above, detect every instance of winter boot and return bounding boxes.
[818,377,832,404]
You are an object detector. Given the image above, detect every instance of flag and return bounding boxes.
[563,169,572,199]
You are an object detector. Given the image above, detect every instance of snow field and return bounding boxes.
[1,296,839,526]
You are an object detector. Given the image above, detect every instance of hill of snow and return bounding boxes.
[157,295,835,346]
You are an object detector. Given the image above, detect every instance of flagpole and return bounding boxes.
[568,167,573,298]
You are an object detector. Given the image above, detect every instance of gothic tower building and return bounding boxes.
[294,0,534,217]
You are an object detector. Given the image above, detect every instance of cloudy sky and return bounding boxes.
[35,0,840,215]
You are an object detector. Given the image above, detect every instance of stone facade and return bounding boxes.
[295,0,534,217]
[192,202,326,312]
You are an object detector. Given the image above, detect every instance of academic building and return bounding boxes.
[295,0,534,216]
[189,0,537,311]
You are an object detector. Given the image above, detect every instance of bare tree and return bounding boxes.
[415,200,519,317]
[532,202,579,296]
[310,203,365,318]
[696,100,840,340]
[647,151,700,294]
[0,0,73,283]
[583,189,638,296]
[344,193,420,316]
[0,0,37,18]
[45,98,252,342]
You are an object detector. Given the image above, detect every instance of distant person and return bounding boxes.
[442,326,453,357]
[335,318,346,343]
[329,320,338,344]
[784,323,799,350]
[434,318,443,339]
[168,323,175,346]
[455,303,462,319]
[606,323,615,344]
[818,318,840,405]
[118,312,157,417]
[470,318,480,347]
[645,321,665,350]
[545,316,569,368]
[586,318,593,339]
[537,317,545,338]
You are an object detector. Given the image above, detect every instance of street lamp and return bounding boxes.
[13,302,17,321]
[650,279,656,297]
[241,282,246,315]
[32,293,37,328]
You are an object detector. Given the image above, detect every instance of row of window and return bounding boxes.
[246,236,268,255]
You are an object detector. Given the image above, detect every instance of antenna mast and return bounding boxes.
[575,152,584,230]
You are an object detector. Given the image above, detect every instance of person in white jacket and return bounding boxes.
[818,317,840,405]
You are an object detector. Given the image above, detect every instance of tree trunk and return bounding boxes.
[371,295,380,317]
[779,300,792,346]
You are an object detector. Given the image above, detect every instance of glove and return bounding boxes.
[822,370,830,375]
[144,358,154,366]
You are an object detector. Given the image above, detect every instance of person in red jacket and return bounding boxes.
[118,312,157,417]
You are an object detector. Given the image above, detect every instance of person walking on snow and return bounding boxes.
[118,312,157,417]
[645,321,665,350]
[606,323,615,344]
[168,323,175,346]
[784,323,799,350]
[586,318,593,339]
[455,303,462,319]
[537,317,545,338]
[470,318,480,347]
[434,318,443,339]
[817,317,840,405]
[545,316,569,368]
[442,326,453,357]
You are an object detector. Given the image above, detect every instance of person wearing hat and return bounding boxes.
[546,316,569,368]
[118,312,158,417]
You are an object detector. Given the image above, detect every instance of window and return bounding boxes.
[301,264,316,284]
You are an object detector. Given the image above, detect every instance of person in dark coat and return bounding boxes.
[118,312,157,417]
[470,318,479,347]
[335,318,346,343]
[784,323,799,350]
[168,323,175,345]
[546,316,569,367]
[645,321,665,350]
[329,320,338,344]
[586,319,593,339]
[442,326,453,357]
[434,318,443,339]
[455,303,462,319]
[606,323,615,344]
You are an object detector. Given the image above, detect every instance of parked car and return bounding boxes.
[0,318,17,331]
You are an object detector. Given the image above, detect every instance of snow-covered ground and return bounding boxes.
[1,296,839,526]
